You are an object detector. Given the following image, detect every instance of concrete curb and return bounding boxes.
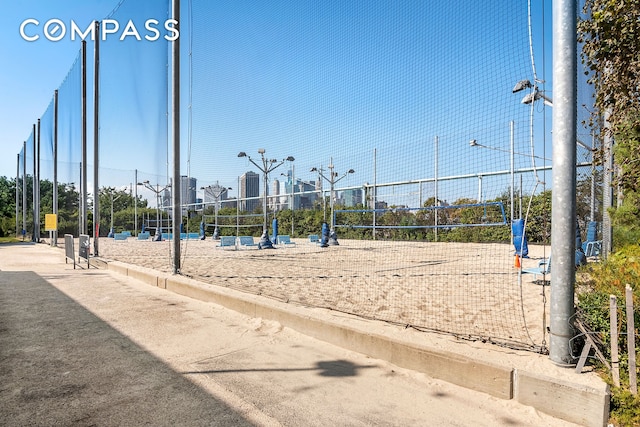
[105,260,609,427]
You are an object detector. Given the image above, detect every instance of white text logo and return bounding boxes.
[20,19,179,42]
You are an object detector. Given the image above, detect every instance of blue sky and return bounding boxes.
[1,0,559,206]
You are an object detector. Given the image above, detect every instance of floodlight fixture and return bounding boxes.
[512,79,532,93]
[469,139,478,147]
[237,151,247,157]
[521,90,553,107]
[258,148,265,154]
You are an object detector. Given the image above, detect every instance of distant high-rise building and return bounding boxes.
[180,176,197,214]
[342,189,362,207]
[271,178,280,211]
[240,171,259,212]
[297,179,317,209]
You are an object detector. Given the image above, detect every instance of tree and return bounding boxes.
[578,0,640,242]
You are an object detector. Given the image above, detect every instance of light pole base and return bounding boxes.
[258,229,275,249]
[213,226,220,240]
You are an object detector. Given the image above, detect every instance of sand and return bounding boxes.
[95,236,554,351]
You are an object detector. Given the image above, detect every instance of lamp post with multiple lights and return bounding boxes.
[238,149,294,249]
[137,180,171,241]
[201,182,232,239]
[103,187,125,238]
[311,159,354,245]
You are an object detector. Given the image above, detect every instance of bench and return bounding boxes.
[277,235,296,246]
[521,256,550,283]
[137,232,151,240]
[217,236,236,249]
[239,236,259,248]
[114,233,128,241]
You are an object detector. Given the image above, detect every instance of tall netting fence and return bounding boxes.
[182,0,548,351]
[17,0,604,352]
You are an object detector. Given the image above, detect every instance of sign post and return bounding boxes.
[45,214,57,247]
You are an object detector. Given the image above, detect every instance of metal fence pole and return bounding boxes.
[172,0,181,273]
[93,21,100,257]
[549,0,577,366]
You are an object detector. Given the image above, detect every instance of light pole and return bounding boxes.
[287,157,295,236]
[137,180,171,241]
[238,149,294,249]
[311,159,354,245]
[201,182,231,239]
[102,187,125,238]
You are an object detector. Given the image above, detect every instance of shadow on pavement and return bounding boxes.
[0,271,253,426]
[183,359,376,377]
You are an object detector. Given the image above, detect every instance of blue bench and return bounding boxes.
[308,234,319,243]
[277,235,296,246]
[522,257,551,282]
[217,236,236,248]
[114,233,128,241]
[239,236,259,248]
[137,232,150,240]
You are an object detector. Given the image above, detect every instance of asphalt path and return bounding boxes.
[0,242,581,426]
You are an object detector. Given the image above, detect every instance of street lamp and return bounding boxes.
[201,182,232,240]
[311,158,354,246]
[137,180,171,241]
[238,149,295,249]
[102,187,125,238]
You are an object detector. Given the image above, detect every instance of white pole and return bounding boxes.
[434,136,439,242]
[291,163,295,236]
[134,169,138,236]
[510,120,515,224]
[373,148,377,240]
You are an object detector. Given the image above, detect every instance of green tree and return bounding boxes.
[0,176,17,236]
[579,0,640,242]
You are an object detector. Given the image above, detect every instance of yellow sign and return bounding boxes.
[45,214,57,231]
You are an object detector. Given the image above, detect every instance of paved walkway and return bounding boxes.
[0,242,581,426]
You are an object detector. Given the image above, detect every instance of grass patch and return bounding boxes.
[577,244,640,426]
